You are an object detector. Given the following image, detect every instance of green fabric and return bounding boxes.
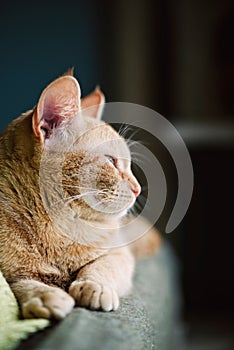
[0,271,49,350]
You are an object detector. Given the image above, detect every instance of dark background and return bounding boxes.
[1,1,234,349]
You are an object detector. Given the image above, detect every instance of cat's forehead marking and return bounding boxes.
[74,119,131,162]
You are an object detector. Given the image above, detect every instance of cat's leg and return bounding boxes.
[11,280,75,320]
[69,247,134,311]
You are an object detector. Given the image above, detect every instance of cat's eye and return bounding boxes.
[105,155,118,168]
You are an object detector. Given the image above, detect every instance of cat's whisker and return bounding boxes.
[51,181,99,191]
[125,131,141,146]
[62,184,98,190]
[50,190,103,207]
[130,151,145,158]
[118,124,134,138]
[126,139,144,150]
[91,198,114,210]
[91,201,103,209]
[65,192,99,205]
[118,122,143,141]
[51,181,110,194]
[130,151,149,163]
[129,137,150,148]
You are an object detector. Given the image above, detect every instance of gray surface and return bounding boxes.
[18,243,183,350]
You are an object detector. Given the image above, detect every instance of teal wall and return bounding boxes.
[0,0,100,130]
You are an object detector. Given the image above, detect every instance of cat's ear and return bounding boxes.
[32,76,80,142]
[81,87,105,120]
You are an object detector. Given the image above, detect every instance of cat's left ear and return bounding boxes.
[32,76,80,142]
[81,87,105,120]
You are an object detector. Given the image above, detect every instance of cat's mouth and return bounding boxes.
[82,184,137,218]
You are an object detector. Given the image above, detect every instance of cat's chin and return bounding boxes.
[78,207,129,223]
[97,208,130,222]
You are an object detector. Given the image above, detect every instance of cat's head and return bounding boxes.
[33,72,141,222]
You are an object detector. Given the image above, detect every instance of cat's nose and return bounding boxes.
[132,184,141,197]
[123,172,141,197]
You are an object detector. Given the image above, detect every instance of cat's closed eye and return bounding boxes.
[105,155,118,168]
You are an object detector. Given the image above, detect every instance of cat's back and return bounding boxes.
[0,111,36,160]
[0,110,43,263]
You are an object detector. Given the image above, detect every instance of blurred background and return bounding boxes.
[0,0,234,349]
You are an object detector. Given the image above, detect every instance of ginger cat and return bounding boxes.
[0,70,160,320]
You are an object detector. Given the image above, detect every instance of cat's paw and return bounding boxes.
[22,288,75,320]
[69,280,119,312]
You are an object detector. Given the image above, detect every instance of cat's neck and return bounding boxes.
[49,209,120,248]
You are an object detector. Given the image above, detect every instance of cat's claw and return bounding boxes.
[69,280,119,311]
[22,288,75,320]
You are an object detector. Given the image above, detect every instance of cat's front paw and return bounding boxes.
[22,288,75,320]
[69,280,119,312]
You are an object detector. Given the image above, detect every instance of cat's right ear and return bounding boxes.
[81,87,105,120]
[32,76,80,142]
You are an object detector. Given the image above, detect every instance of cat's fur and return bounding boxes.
[0,71,160,319]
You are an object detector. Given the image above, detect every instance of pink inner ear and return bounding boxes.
[41,93,78,132]
[41,97,61,132]
[33,76,80,140]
